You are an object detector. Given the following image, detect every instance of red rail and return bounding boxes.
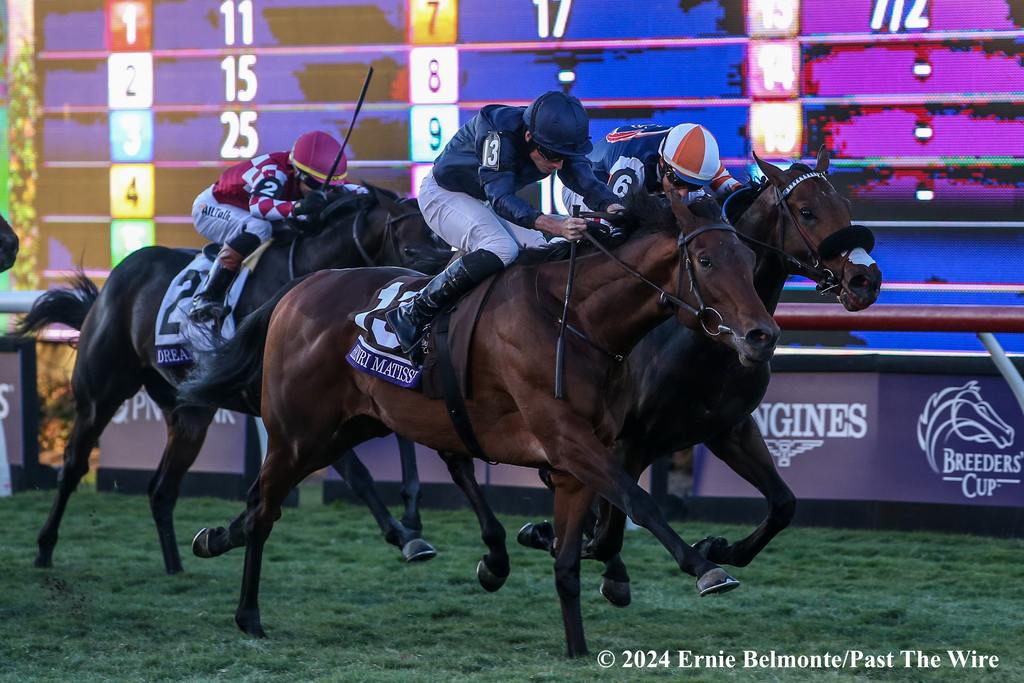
[774,304,1024,333]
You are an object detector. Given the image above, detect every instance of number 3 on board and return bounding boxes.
[410,0,457,44]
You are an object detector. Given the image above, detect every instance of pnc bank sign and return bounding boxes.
[752,402,869,467]
[917,382,1022,499]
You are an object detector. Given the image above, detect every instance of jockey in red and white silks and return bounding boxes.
[188,130,357,322]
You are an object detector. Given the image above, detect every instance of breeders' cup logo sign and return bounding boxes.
[752,402,868,466]
[917,381,1021,499]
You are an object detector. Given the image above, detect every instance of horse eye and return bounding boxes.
[799,208,814,219]
[698,256,713,269]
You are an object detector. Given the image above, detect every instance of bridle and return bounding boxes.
[575,210,740,339]
[725,171,875,296]
[352,198,424,268]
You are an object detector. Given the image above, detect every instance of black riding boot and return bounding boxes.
[386,250,504,354]
[188,261,239,323]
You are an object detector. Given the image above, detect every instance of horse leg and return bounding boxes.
[552,428,736,596]
[438,450,509,592]
[330,449,436,562]
[396,436,423,533]
[585,498,631,608]
[549,471,595,657]
[147,405,215,574]
[35,369,140,568]
[698,415,796,567]
[191,478,259,559]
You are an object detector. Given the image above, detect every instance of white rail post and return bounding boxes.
[977,332,1024,417]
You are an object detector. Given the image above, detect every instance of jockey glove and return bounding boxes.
[293,190,329,221]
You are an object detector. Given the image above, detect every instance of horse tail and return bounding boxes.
[179,277,306,409]
[15,272,98,335]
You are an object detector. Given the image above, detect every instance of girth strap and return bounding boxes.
[432,308,491,463]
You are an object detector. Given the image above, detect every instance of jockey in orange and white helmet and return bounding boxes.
[188,130,360,323]
[563,122,742,211]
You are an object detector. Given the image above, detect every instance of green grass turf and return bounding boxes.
[0,487,1021,682]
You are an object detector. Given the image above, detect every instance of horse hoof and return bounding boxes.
[165,563,185,575]
[694,536,730,562]
[516,521,554,552]
[599,577,631,607]
[402,538,437,563]
[191,528,214,559]
[696,568,740,597]
[235,613,267,639]
[476,559,508,592]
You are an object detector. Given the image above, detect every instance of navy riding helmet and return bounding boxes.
[522,91,593,158]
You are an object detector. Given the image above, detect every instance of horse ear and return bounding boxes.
[368,183,403,217]
[752,151,788,189]
[815,145,830,173]
[662,176,696,233]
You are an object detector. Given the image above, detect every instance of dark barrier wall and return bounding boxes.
[692,355,1024,536]
[0,337,40,491]
[97,389,255,499]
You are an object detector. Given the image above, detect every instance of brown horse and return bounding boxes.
[182,186,779,656]
[514,149,884,605]
[17,186,452,573]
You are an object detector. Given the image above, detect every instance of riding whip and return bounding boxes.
[554,206,580,399]
[324,65,374,187]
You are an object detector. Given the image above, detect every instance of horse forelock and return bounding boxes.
[621,191,675,236]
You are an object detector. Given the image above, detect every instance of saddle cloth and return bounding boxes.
[153,241,271,367]
[346,274,498,397]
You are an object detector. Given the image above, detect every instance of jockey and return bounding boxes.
[188,130,354,322]
[563,123,742,210]
[386,91,625,354]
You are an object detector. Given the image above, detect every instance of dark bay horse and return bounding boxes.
[17,186,452,574]
[182,187,780,655]
[517,150,883,605]
[0,213,19,272]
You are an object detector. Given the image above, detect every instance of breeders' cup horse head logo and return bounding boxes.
[917,381,1014,474]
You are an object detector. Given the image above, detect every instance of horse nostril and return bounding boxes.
[849,274,872,292]
[746,328,775,349]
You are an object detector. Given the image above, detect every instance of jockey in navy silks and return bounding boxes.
[386,91,625,353]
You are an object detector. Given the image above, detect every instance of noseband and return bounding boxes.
[579,211,738,339]
[729,172,875,296]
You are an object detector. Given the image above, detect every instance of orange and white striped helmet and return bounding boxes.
[658,123,722,185]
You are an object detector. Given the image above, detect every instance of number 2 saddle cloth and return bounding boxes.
[152,242,270,367]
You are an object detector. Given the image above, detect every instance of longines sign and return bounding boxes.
[695,372,1024,508]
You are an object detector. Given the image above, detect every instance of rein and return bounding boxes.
[577,211,737,337]
[351,202,421,268]
[544,209,740,396]
[731,172,874,296]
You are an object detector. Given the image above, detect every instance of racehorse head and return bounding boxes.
[363,184,452,275]
[916,381,1015,473]
[643,185,779,366]
[743,148,882,312]
[0,213,19,272]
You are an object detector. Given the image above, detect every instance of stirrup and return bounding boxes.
[188,299,227,324]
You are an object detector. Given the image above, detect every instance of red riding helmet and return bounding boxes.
[289,131,347,188]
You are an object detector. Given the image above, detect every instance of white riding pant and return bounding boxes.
[418,171,546,265]
[192,185,273,247]
[561,186,594,215]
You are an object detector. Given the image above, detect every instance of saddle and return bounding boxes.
[346,273,500,459]
[153,239,273,367]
